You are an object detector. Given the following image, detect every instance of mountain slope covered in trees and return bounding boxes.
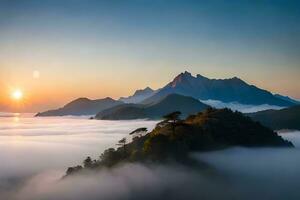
[67,108,293,176]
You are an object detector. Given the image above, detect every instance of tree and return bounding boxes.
[162,111,181,135]
[129,127,148,140]
[117,137,127,154]
[66,165,83,175]
[117,137,127,146]
[163,111,181,123]
[99,148,121,166]
[83,156,93,168]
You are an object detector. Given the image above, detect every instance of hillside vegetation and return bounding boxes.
[66,108,292,176]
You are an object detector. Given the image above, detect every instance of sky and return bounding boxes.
[0,0,299,112]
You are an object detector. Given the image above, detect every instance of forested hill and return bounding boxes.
[66,108,293,176]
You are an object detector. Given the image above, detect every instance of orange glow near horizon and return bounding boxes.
[0,67,299,113]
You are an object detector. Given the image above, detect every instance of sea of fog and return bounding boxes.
[0,113,300,200]
[199,99,285,113]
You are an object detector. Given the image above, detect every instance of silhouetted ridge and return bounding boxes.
[119,87,155,103]
[274,94,300,105]
[133,87,154,96]
[96,94,209,120]
[142,71,294,106]
[248,105,300,130]
[36,97,123,116]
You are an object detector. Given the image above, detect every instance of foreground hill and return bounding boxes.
[95,94,209,120]
[36,97,123,116]
[248,105,300,130]
[142,71,294,106]
[66,108,293,176]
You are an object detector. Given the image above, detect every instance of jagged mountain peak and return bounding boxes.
[133,87,154,96]
[174,71,193,79]
[228,76,246,84]
[142,71,295,107]
[170,71,195,87]
[119,86,155,104]
[182,70,192,76]
[170,72,249,88]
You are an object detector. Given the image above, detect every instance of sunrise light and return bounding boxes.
[11,89,23,101]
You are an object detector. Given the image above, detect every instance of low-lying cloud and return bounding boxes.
[8,164,222,200]
[0,114,157,199]
[200,99,285,113]
[5,134,300,200]
[0,115,300,200]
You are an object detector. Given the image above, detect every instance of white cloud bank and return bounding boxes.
[0,115,157,199]
[4,131,300,200]
[200,99,285,113]
[0,115,299,200]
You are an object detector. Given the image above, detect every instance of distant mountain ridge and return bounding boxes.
[141,71,294,107]
[274,94,300,105]
[96,94,209,120]
[36,97,123,116]
[119,87,155,103]
[35,71,296,117]
[248,105,300,130]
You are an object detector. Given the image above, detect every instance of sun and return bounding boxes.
[11,89,23,101]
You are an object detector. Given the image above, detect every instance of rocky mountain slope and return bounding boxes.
[142,71,294,106]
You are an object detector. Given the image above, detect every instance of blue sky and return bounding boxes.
[0,0,299,110]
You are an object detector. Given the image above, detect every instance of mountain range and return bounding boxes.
[140,71,294,106]
[96,94,209,120]
[36,71,297,117]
